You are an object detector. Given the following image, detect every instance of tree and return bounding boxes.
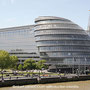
[0,50,11,80]
[37,60,47,70]
[23,59,36,70]
[10,55,18,70]
[18,64,23,70]
[0,50,11,70]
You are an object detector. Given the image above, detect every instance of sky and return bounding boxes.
[0,0,90,30]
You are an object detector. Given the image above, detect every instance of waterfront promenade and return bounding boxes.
[0,72,90,87]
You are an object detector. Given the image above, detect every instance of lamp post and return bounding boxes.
[85,58,87,75]
[73,57,75,74]
[78,59,80,75]
[72,57,75,74]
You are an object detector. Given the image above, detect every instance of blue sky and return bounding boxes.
[0,0,90,29]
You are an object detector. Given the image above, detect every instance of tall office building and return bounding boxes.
[35,16,90,72]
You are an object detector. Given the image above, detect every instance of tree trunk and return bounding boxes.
[1,69,4,82]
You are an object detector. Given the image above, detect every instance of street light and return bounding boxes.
[73,57,75,74]
[72,57,75,74]
[85,58,87,75]
[78,58,81,75]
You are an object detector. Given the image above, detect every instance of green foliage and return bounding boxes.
[18,64,23,70]
[37,60,47,70]
[10,55,18,69]
[0,50,11,70]
[23,59,36,70]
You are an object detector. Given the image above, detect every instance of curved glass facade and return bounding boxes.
[34,16,90,66]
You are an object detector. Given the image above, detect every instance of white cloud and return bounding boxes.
[7,17,16,22]
[10,0,15,4]
[0,0,15,6]
[1,0,7,6]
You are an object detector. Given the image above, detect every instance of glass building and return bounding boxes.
[0,25,40,63]
[35,16,90,72]
[0,16,90,72]
[9,49,40,64]
[0,25,38,53]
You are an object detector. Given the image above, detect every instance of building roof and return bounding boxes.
[0,25,34,32]
[35,16,71,22]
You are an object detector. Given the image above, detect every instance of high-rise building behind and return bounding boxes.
[87,15,90,35]
[88,15,90,31]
